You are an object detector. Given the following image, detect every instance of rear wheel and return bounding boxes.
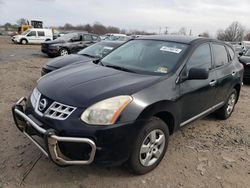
[128,117,169,175]
[20,39,28,45]
[59,48,69,56]
[215,89,237,120]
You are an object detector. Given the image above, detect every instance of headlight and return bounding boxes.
[30,88,41,108]
[81,96,133,125]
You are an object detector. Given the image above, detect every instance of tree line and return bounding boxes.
[1,18,250,41]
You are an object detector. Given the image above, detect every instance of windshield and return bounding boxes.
[245,48,250,56]
[78,43,116,58]
[101,40,188,75]
[56,33,78,41]
[21,30,30,35]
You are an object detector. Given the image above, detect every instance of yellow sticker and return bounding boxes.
[156,67,168,73]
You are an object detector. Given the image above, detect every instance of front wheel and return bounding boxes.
[215,89,237,120]
[59,48,69,56]
[128,117,169,175]
[20,39,28,45]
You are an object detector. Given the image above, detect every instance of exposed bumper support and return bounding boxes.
[12,97,96,166]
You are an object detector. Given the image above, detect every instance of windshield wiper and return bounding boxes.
[80,53,97,58]
[105,64,135,73]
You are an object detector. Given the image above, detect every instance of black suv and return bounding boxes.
[12,36,243,174]
[239,47,250,83]
[41,32,100,57]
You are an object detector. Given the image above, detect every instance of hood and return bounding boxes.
[45,54,94,69]
[239,56,250,64]
[37,63,160,107]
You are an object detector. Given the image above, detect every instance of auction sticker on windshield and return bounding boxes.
[103,46,114,50]
[160,46,182,53]
[155,67,168,73]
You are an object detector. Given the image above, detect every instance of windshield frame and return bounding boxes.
[21,30,31,36]
[101,39,189,76]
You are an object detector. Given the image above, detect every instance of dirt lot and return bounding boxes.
[0,35,250,188]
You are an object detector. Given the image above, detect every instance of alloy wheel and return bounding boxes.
[139,129,165,167]
[226,93,236,115]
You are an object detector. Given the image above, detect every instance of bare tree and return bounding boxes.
[199,32,210,38]
[16,18,28,25]
[244,30,250,41]
[164,27,168,35]
[178,27,187,35]
[217,21,245,42]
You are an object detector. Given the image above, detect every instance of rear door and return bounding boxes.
[211,43,238,102]
[179,43,218,124]
[69,33,82,53]
[37,31,45,43]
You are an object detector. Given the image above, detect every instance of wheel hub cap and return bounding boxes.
[226,93,236,115]
[139,129,165,167]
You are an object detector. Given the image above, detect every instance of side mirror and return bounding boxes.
[238,52,243,56]
[187,68,209,80]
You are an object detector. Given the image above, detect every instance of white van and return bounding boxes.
[12,28,53,44]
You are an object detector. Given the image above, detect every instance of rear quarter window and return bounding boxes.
[83,35,92,41]
[226,46,235,60]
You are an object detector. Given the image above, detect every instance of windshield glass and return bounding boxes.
[21,30,30,35]
[56,33,78,41]
[245,48,250,56]
[78,43,115,58]
[101,40,188,75]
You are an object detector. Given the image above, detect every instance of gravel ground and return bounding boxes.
[0,36,250,188]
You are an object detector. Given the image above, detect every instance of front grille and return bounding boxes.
[44,102,76,120]
[31,88,76,120]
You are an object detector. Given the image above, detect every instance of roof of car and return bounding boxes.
[98,41,124,46]
[136,35,219,44]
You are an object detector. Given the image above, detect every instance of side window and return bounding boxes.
[83,35,92,41]
[38,31,45,36]
[71,34,81,42]
[186,44,212,70]
[27,31,36,37]
[212,44,229,67]
[92,35,98,41]
[226,46,235,60]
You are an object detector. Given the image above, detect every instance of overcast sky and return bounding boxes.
[1,0,250,36]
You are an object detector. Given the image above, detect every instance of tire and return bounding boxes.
[20,39,28,45]
[128,117,169,175]
[215,89,237,120]
[59,48,69,56]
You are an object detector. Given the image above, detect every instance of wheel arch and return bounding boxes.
[233,83,241,103]
[136,100,179,135]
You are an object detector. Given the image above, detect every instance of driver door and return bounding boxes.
[26,31,37,43]
[179,43,218,125]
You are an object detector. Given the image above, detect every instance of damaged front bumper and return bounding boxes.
[12,97,96,166]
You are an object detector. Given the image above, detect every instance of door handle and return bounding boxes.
[209,80,217,86]
[232,71,236,76]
